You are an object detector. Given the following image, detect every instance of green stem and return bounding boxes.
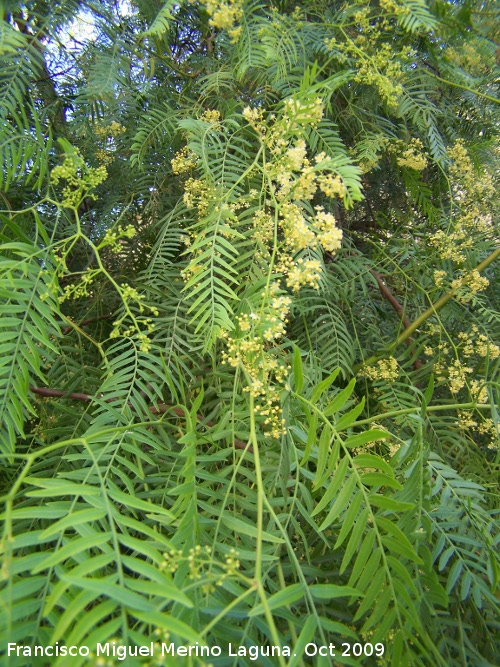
[277,562,299,646]
[430,74,500,105]
[200,584,257,638]
[249,394,263,580]
[351,402,492,427]
[256,582,288,667]
[248,394,288,667]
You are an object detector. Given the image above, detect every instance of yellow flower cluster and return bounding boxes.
[285,258,323,292]
[479,419,500,451]
[93,121,126,166]
[379,0,409,14]
[171,146,198,174]
[94,121,126,139]
[458,209,492,236]
[425,323,497,401]
[455,412,499,451]
[94,148,113,166]
[456,410,477,430]
[430,140,497,300]
[135,331,154,354]
[315,207,343,252]
[280,203,315,250]
[354,50,404,109]
[293,166,317,200]
[50,150,107,208]
[424,340,450,358]
[242,106,263,126]
[395,138,428,171]
[447,139,495,205]
[458,325,500,360]
[177,96,358,439]
[182,177,214,215]
[221,284,291,438]
[451,269,489,302]
[360,357,399,382]
[469,380,488,404]
[205,0,243,42]
[275,203,343,281]
[433,270,447,287]
[326,20,406,109]
[109,319,156,353]
[199,109,221,124]
[447,359,473,394]
[319,173,346,198]
[251,209,274,246]
[250,103,343,195]
[99,224,136,253]
[428,228,473,264]
[236,297,291,344]
[59,269,98,303]
[286,139,307,170]
[445,43,493,77]
[241,98,346,294]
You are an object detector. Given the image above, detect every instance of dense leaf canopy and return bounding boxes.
[1,1,499,666]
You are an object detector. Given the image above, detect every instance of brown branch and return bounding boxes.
[370,270,422,370]
[370,270,411,330]
[30,386,92,402]
[205,32,217,53]
[29,386,250,452]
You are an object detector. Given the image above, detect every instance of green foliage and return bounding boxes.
[1,1,499,666]
[0,242,61,454]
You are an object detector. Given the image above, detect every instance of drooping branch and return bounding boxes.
[29,385,250,451]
